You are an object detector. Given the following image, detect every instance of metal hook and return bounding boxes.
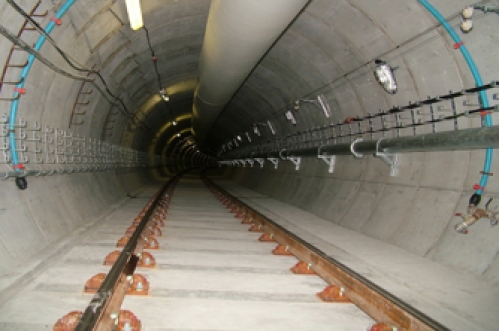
[350,138,364,158]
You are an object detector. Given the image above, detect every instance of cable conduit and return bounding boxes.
[419,0,492,200]
[8,0,76,173]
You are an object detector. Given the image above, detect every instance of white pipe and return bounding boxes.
[192,0,309,145]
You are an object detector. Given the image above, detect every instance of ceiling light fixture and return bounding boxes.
[159,89,169,102]
[373,59,398,94]
[124,0,144,31]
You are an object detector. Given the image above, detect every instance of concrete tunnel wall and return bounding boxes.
[0,0,498,293]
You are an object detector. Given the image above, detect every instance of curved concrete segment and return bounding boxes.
[0,1,497,330]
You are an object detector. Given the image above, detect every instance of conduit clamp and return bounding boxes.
[374,138,399,177]
[350,138,364,158]
[267,157,279,169]
[254,158,265,168]
[317,145,336,173]
[51,17,62,25]
[14,87,26,95]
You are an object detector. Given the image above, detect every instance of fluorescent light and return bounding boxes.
[159,89,169,102]
[125,0,144,31]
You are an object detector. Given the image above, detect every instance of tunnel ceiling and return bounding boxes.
[5,0,486,161]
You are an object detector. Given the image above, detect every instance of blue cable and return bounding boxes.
[9,0,76,173]
[419,0,492,197]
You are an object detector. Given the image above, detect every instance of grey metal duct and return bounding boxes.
[192,0,309,147]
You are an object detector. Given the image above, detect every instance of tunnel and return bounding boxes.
[0,0,498,330]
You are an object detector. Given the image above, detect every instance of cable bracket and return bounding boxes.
[255,158,264,168]
[318,146,336,173]
[374,138,399,177]
[267,157,279,169]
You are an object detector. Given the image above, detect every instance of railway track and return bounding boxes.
[1,172,449,330]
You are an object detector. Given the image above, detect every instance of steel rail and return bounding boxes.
[75,174,181,331]
[203,174,450,331]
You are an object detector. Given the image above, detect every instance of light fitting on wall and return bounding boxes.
[253,124,261,136]
[124,0,144,30]
[171,120,177,126]
[461,6,474,32]
[253,121,276,136]
[159,89,169,102]
[373,59,398,94]
[176,133,180,138]
[268,121,276,135]
[294,95,331,118]
[236,134,242,142]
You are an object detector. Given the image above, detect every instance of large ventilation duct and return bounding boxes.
[192,0,309,148]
